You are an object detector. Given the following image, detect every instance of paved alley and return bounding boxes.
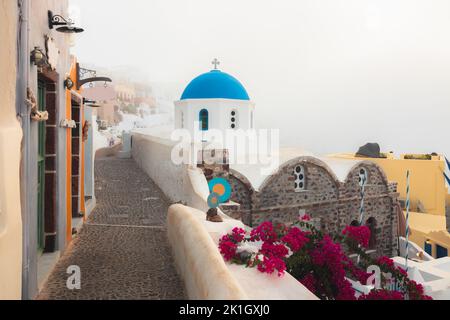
[37,157,185,300]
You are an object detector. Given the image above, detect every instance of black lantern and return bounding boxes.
[30,47,48,67]
[64,77,74,90]
[48,10,84,33]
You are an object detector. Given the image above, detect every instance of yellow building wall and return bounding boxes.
[330,152,450,258]
[0,0,23,299]
[330,153,447,216]
[408,212,447,252]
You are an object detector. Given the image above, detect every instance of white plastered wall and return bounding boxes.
[167,204,319,300]
[174,99,255,142]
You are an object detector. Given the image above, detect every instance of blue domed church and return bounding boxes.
[174,59,255,141]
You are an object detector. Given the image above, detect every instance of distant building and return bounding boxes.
[174,68,255,139]
[330,152,450,259]
[94,81,159,127]
[115,83,136,103]
[95,101,119,126]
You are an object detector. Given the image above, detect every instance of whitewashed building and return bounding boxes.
[174,60,255,141]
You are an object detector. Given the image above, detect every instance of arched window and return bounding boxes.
[230,109,238,129]
[365,217,377,249]
[359,168,368,186]
[350,220,360,227]
[294,165,306,192]
[199,109,209,131]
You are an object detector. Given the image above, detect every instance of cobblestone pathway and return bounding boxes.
[37,157,185,300]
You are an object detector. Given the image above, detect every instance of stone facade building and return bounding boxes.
[200,152,400,258]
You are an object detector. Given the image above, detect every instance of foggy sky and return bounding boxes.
[70,0,450,156]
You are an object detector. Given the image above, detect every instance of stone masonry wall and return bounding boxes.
[200,155,399,258]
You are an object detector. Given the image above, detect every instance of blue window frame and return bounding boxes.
[199,109,209,131]
[424,242,432,256]
[436,245,448,258]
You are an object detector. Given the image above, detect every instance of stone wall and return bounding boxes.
[201,155,399,258]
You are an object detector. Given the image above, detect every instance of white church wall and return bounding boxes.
[174,99,255,142]
[220,101,255,131]
[131,132,191,204]
[131,132,220,211]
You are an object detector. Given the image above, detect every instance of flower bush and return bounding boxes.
[218,219,432,300]
[342,225,371,248]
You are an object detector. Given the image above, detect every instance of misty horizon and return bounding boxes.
[70,0,450,157]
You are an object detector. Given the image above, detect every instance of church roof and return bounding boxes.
[230,148,367,191]
[181,70,250,101]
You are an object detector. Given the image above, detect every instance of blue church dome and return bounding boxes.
[181,70,250,101]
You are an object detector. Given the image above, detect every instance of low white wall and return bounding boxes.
[132,133,189,204]
[168,204,248,300]
[131,132,216,212]
[167,204,318,300]
[393,256,450,299]
[398,237,434,262]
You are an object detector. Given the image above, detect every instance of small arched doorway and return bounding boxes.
[350,220,359,227]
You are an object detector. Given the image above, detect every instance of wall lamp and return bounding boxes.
[30,47,48,68]
[48,10,84,33]
[64,77,75,90]
[83,98,101,108]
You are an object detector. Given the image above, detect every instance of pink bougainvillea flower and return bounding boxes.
[310,235,357,299]
[219,234,238,261]
[407,280,433,300]
[353,267,372,285]
[250,221,278,243]
[260,242,289,259]
[257,256,286,277]
[311,235,343,268]
[281,227,309,252]
[335,278,357,301]
[300,273,316,293]
[299,214,311,221]
[273,222,289,237]
[377,256,395,268]
[231,227,246,243]
[218,219,432,301]
[342,225,371,248]
[397,266,408,277]
[359,289,404,300]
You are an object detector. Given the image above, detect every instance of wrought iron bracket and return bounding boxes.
[48,10,73,29]
[76,63,112,90]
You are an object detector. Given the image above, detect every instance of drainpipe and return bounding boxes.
[16,0,32,300]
